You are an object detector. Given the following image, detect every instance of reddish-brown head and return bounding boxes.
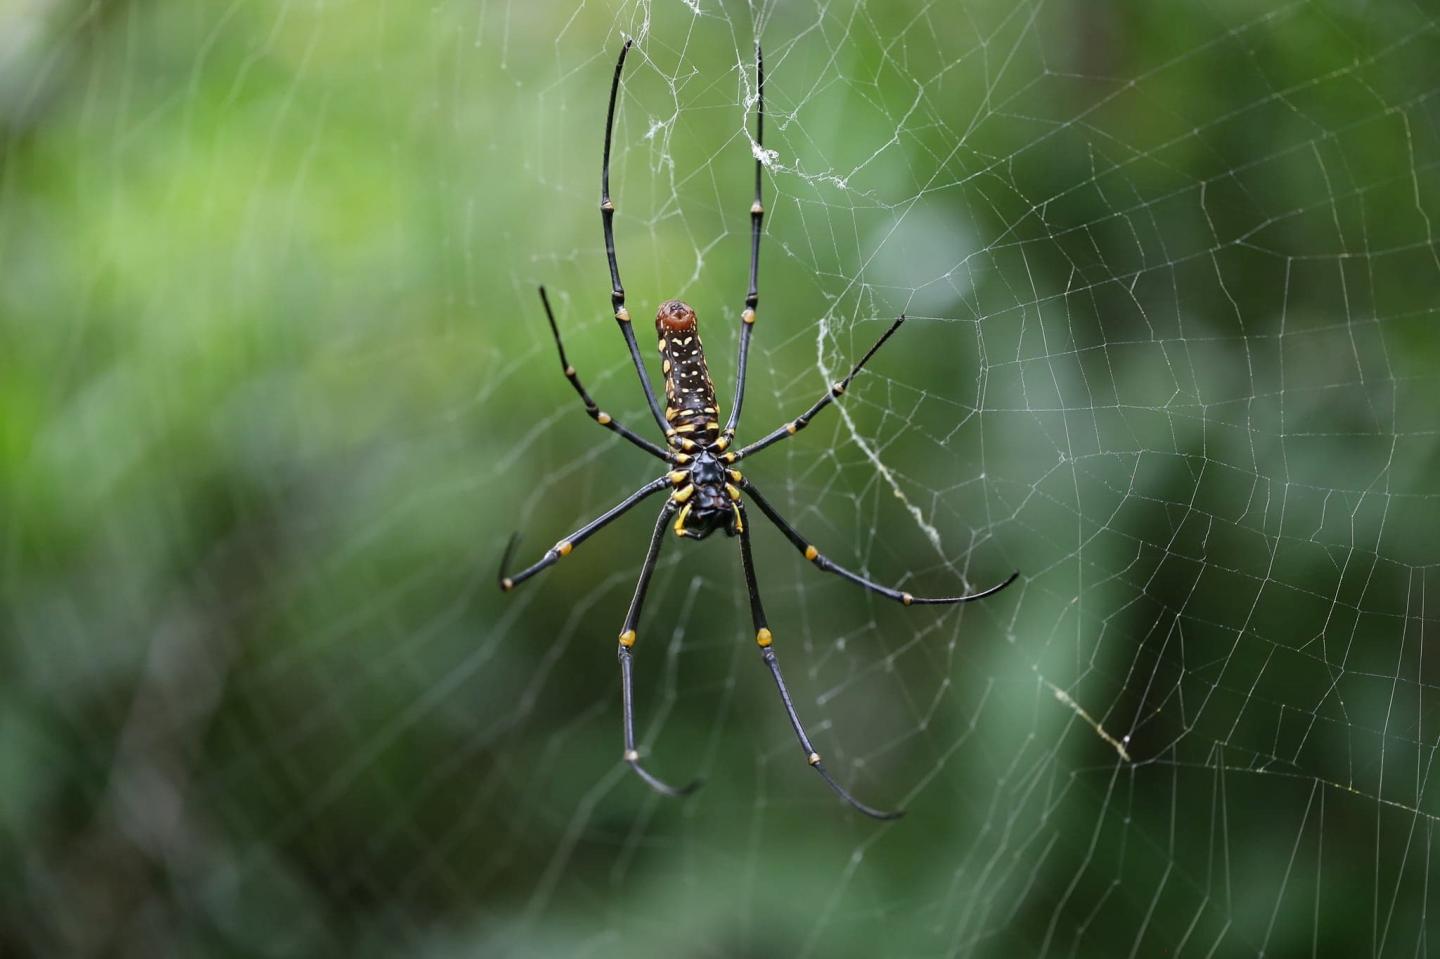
[656,300,698,332]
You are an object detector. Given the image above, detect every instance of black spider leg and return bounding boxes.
[740,478,1019,604]
[537,286,671,461]
[735,315,906,461]
[737,504,903,820]
[498,475,671,592]
[722,42,765,442]
[617,500,703,797]
[601,39,670,437]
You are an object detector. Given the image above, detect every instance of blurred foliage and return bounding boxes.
[3,0,1439,956]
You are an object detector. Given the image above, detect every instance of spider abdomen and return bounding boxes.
[656,300,719,447]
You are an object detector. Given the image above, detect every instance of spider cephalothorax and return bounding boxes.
[498,40,1018,819]
[669,448,741,540]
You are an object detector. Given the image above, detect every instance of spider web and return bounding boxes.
[4,0,1440,956]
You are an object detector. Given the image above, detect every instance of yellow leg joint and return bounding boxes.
[615,306,631,322]
[902,592,914,606]
[742,308,756,325]
[713,436,730,452]
[624,749,640,761]
[804,545,818,561]
[725,483,741,502]
[786,422,798,435]
[557,541,574,557]
[619,630,637,647]
[501,577,514,591]
[596,412,612,425]
[673,485,694,503]
[807,751,822,766]
[756,628,773,647]
[668,470,687,485]
[673,503,693,536]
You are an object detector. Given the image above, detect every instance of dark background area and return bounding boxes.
[3,1,1438,955]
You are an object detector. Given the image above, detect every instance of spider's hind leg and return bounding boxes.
[617,501,704,798]
[498,475,671,592]
[739,477,1019,605]
[737,505,903,820]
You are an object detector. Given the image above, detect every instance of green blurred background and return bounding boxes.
[4,0,1439,955]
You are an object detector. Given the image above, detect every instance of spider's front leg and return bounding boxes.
[599,39,671,437]
[536,286,672,462]
[722,42,765,443]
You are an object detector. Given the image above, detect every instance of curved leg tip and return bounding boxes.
[813,761,904,821]
[839,792,905,821]
[906,567,1021,605]
[498,533,521,592]
[625,756,704,799]
[864,805,906,822]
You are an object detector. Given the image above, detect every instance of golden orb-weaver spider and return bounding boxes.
[500,40,1018,818]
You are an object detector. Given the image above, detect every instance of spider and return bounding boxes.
[499,40,1018,819]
